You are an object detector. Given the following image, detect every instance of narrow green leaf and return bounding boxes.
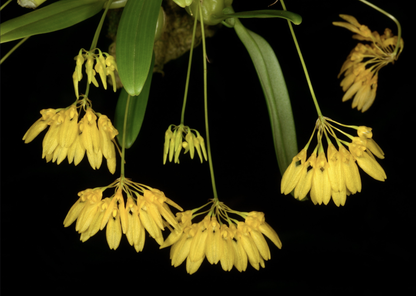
[234,18,298,176]
[116,0,162,96]
[219,9,302,27]
[0,0,106,43]
[114,54,155,149]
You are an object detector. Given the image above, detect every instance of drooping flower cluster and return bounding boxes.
[333,14,404,112]
[281,117,386,206]
[163,123,207,164]
[72,48,119,98]
[63,178,183,251]
[22,97,118,173]
[160,200,281,274]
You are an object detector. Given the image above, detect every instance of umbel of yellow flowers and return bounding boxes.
[333,15,404,112]
[22,97,118,174]
[63,178,183,251]
[163,123,207,164]
[160,200,282,274]
[281,117,386,207]
[72,48,119,99]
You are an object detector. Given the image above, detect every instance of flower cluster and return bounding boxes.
[160,200,281,274]
[163,124,207,164]
[333,14,404,112]
[22,98,118,173]
[72,48,119,98]
[63,178,183,251]
[281,117,386,206]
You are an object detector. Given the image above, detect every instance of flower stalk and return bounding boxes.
[199,3,218,201]
[180,2,200,124]
[120,93,130,177]
[280,0,323,119]
[90,0,114,51]
[359,0,402,57]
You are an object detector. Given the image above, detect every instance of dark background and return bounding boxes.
[1,0,414,294]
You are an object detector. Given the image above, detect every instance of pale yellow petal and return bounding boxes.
[160,228,183,249]
[355,151,387,181]
[250,229,271,260]
[281,149,307,194]
[220,237,234,272]
[106,213,122,250]
[258,222,282,249]
[188,224,208,263]
[186,255,204,275]
[205,220,222,264]
[76,201,100,233]
[63,198,85,227]
[233,240,248,272]
[172,235,192,267]
[81,206,105,242]
[139,208,163,245]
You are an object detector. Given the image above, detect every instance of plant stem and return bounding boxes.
[89,0,114,51]
[199,5,218,201]
[0,36,29,65]
[180,4,200,124]
[359,0,402,57]
[280,0,323,119]
[120,93,130,177]
[0,0,12,11]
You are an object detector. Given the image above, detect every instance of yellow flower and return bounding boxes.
[163,124,207,164]
[22,98,118,173]
[72,48,119,98]
[160,201,281,274]
[333,15,404,112]
[22,108,57,144]
[281,118,386,206]
[63,178,183,251]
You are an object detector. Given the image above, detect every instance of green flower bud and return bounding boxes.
[173,0,193,8]
[186,0,234,26]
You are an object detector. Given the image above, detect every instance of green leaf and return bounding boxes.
[0,0,106,43]
[116,0,162,96]
[219,8,302,28]
[114,54,155,149]
[234,18,298,176]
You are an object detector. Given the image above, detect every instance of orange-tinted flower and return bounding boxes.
[334,15,404,112]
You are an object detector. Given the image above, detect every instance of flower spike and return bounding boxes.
[22,98,118,173]
[334,14,404,111]
[64,178,183,251]
[71,48,119,98]
[163,124,207,164]
[281,117,386,206]
[161,201,281,274]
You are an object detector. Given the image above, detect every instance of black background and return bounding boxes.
[1,0,414,294]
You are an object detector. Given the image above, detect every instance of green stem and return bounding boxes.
[83,82,91,98]
[0,0,12,11]
[199,5,218,201]
[280,0,323,119]
[80,1,113,100]
[180,1,200,124]
[359,0,402,57]
[120,93,131,177]
[0,36,29,65]
[89,0,114,51]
